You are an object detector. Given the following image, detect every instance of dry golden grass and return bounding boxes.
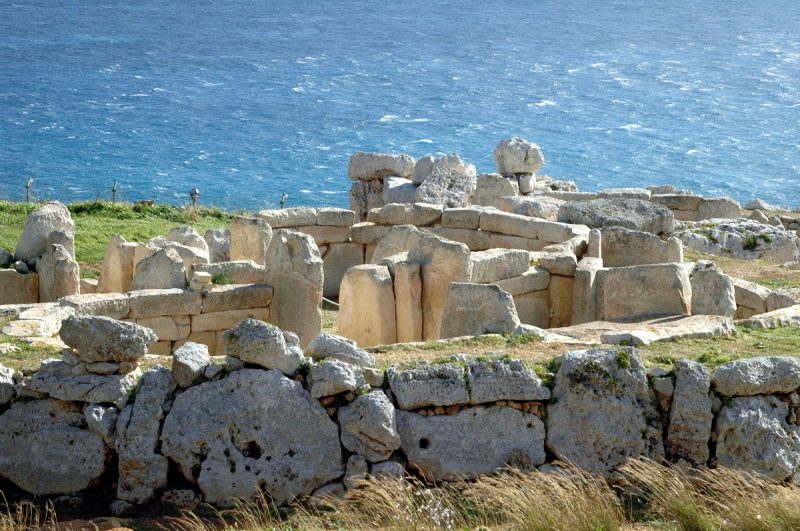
[0,496,56,531]
[684,248,800,290]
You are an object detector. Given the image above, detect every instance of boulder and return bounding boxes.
[597,264,692,320]
[230,216,272,265]
[160,369,344,506]
[689,261,736,317]
[97,235,138,294]
[36,243,80,302]
[712,356,800,396]
[546,348,663,474]
[558,199,674,235]
[732,277,770,314]
[0,399,109,495]
[131,248,186,290]
[601,226,682,267]
[715,395,800,481]
[223,319,304,375]
[338,391,401,462]
[397,406,545,480]
[204,228,231,263]
[472,173,519,207]
[14,202,75,262]
[738,304,800,329]
[348,152,416,180]
[309,360,364,398]
[46,229,75,259]
[264,230,323,347]
[493,138,544,176]
[467,358,551,404]
[306,333,376,367]
[167,226,209,255]
[116,367,176,504]
[439,283,520,338]
[84,404,119,447]
[388,362,469,410]
[172,342,211,388]
[60,315,157,363]
[666,360,712,465]
[338,264,397,347]
[24,360,142,408]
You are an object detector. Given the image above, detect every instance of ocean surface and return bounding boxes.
[1,0,799,210]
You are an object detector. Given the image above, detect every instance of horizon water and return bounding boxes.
[1,0,799,211]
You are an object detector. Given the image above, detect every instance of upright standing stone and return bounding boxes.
[37,243,80,302]
[339,264,397,347]
[131,248,186,290]
[690,261,736,317]
[440,283,520,338]
[230,216,272,265]
[394,262,423,343]
[98,235,139,293]
[14,202,75,263]
[204,228,231,263]
[666,360,712,465]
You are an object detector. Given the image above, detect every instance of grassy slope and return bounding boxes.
[0,201,233,277]
[685,248,800,289]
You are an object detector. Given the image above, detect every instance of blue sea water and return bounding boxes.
[1,0,799,210]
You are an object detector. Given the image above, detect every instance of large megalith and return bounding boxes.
[440,283,521,338]
[15,201,75,263]
[36,243,80,302]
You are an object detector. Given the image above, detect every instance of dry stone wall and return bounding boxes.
[3,321,800,511]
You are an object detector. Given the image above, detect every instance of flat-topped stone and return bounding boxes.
[349,152,416,180]
[712,356,800,396]
[469,248,531,283]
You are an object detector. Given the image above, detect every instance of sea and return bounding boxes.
[1,0,799,210]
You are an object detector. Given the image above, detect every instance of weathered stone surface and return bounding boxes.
[538,251,578,276]
[677,219,800,263]
[97,235,139,294]
[546,348,663,473]
[116,367,176,503]
[264,229,323,347]
[472,173,519,207]
[158,241,210,281]
[0,269,38,304]
[600,315,735,346]
[201,283,273,314]
[738,304,800,329]
[716,395,800,481]
[597,264,691,320]
[440,283,520,338]
[339,264,397,347]
[2,303,73,338]
[204,228,231,263]
[338,391,401,462]
[223,319,303,375]
[161,369,344,506]
[316,207,355,227]
[492,266,550,296]
[697,197,742,220]
[388,362,469,410]
[84,404,118,447]
[0,247,12,268]
[479,209,537,239]
[256,207,316,229]
[412,154,476,185]
[712,356,800,396]
[427,227,490,251]
[690,261,736,317]
[127,288,202,318]
[25,360,142,407]
[549,274,574,328]
[0,399,109,495]
[309,360,364,398]
[651,193,701,211]
[467,358,550,404]
[349,152,416,180]
[495,195,562,221]
[394,261,423,343]
[306,333,376,367]
[558,199,674,235]
[230,216,272,265]
[60,315,157,363]
[15,202,75,262]
[0,364,20,406]
[194,260,266,285]
[59,293,130,319]
[469,248,531,283]
[172,342,210,388]
[167,226,209,255]
[601,226,682,267]
[397,406,545,480]
[381,176,416,205]
[571,257,602,325]
[598,188,651,201]
[132,248,186,290]
[441,206,486,229]
[321,243,364,298]
[371,460,405,479]
[37,243,80,302]
[666,360,712,465]
[367,202,443,226]
[493,138,544,176]
[349,179,385,222]
[161,489,202,510]
[514,290,550,328]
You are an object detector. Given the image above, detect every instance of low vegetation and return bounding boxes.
[684,248,800,289]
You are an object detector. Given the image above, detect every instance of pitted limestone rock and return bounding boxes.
[60,315,157,364]
[712,356,800,397]
[338,391,401,462]
[306,333,376,367]
[493,138,544,176]
[116,367,176,504]
[84,404,119,448]
[348,152,416,180]
[388,362,469,410]
[690,261,736,317]
[666,360,712,465]
[309,360,365,399]
[0,399,109,495]
[467,358,551,404]
[397,406,545,480]
[172,342,211,389]
[223,319,304,376]
[439,283,521,338]
[546,347,663,474]
[160,369,343,506]
[558,198,674,235]
[716,395,800,481]
[25,360,142,408]
[0,364,21,406]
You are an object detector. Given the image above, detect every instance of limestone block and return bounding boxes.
[493,138,544,176]
[204,228,231,262]
[349,180,385,221]
[264,230,323,347]
[0,269,38,304]
[383,176,418,204]
[558,199,674,235]
[79,278,97,294]
[138,315,190,341]
[513,290,550,328]
[472,173,519,207]
[367,202,443,227]
[397,406,545,480]
[601,226,683,267]
[549,275,574,328]
[388,362,469,409]
[426,227,489,251]
[338,391,400,463]
[479,210,537,239]
[193,260,266,285]
[539,251,578,276]
[495,195,562,221]
[697,197,742,220]
[131,248,186,290]
[349,222,390,245]
[597,188,651,201]
[127,288,202,318]
[767,289,800,312]
[159,241,210,282]
[230,216,272,265]
[597,264,691,320]
[296,225,351,245]
[690,261,736,317]
[348,152,416,180]
[175,332,216,354]
[518,174,535,194]
[492,266,550,296]
[414,160,477,207]
[306,333,376,367]
[148,340,173,356]
[191,307,271,333]
[571,257,602,325]
[440,283,520,338]
[651,193,702,211]
[712,356,800,396]
[732,278,770,314]
[441,206,486,229]
[394,262,423,343]
[167,226,209,255]
[25,360,142,407]
[223,319,303,375]
[467,358,550,403]
[172,342,210,388]
[60,314,157,363]
[469,248,531,283]
[666,360,712,465]
[59,292,130,319]
[412,153,476,185]
[256,207,317,229]
[14,202,75,263]
[322,243,364,298]
[37,243,80,302]
[317,207,356,227]
[535,220,587,243]
[738,305,800,329]
[201,284,273,313]
[488,232,530,251]
[309,359,364,398]
[338,264,397,347]
[588,228,601,258]
[3,303,73,338]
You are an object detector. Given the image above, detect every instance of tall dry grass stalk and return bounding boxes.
[0,495,57,531]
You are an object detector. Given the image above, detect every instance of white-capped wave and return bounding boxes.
[414,138,434,144]
[529,99,557,107]
[619,124,642,131]
[379,114,399,123]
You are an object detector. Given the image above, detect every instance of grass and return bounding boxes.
[0,200,233,278]
[684,248,800,290]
